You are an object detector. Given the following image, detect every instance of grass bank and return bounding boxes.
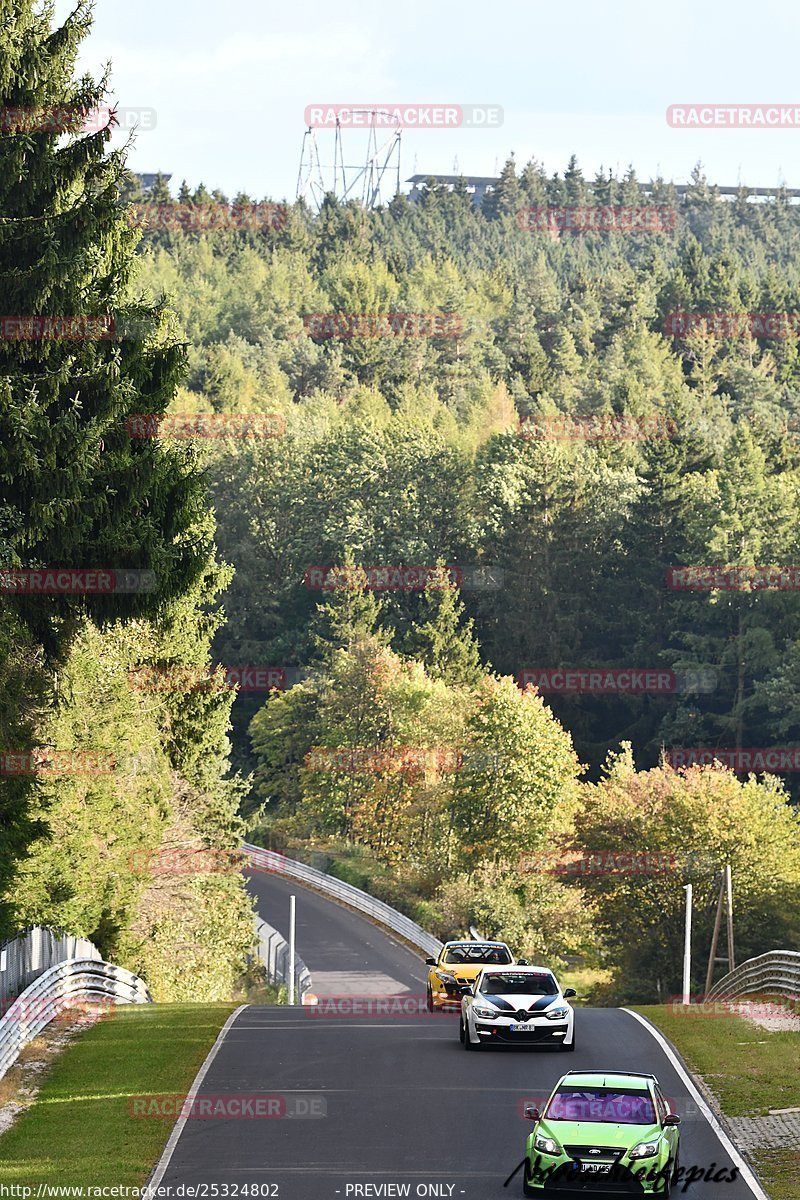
[0,1003,237,1187]
[634,1003,799,1200]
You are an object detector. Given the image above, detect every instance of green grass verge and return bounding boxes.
[751,1149,800,1200]
[0,1003,237,1187]
[634,1004,799,1200]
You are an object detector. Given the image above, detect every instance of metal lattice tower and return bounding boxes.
[296,110,402,210]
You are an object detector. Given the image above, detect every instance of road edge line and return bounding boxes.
[621,1007,770,1200]
[146,1003,249,1190]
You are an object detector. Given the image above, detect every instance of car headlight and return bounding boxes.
[545,1005,569,1021]
[534,1133,561,1156]
[436,972,456,985]
[629,1140,661,1160]
[472,1005,497,1019]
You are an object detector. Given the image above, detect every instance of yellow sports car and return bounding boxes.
[425,940,522,1011]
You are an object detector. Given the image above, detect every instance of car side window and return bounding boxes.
[654,1087,668,1121]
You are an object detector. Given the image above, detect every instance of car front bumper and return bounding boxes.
[527,1155,670,1194]
[474,1020,570,1043]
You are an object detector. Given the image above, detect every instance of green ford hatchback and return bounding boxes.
[522,1071,681,1196]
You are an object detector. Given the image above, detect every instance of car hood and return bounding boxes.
[476,992,563,1012]
[538,1119,662,1151]
[438,964,491,979]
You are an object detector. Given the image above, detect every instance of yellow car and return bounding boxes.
[425,940,522,1011]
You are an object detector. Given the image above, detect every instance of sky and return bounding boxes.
[53,0,800,203]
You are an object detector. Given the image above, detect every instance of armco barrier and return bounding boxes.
[255,916,312,999]
[0,957,152,1081]
[707,949,800,1002]
[0,926,102,1013]
[243,844,443,958]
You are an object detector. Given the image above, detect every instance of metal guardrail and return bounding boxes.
[0,957,152,1081]
[254,916,312,999]
[707,950,800,1002]
[0,926,102,1014]
[243,843,443,959]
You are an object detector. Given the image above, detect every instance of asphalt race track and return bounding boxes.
[153,871,762,1199]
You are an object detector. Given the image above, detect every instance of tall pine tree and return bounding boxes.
[0,0,210,933]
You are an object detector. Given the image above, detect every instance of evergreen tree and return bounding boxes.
[0,0,209,654]
[405,568,483,685]
[311,550,387,659]
[0,0,210,930]
[482,156,523,221]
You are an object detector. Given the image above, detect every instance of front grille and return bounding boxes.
[563,1145,625,1163]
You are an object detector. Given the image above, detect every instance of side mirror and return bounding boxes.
[424,958,436,966]
[524,1106,541,1122]
[517,958,529,965]
[563,988,577,999]
[663,1114,681,1127]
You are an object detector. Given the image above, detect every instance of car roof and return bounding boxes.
[557,1071,656,1090]
[479,964,554,973]
[444,940,509,947]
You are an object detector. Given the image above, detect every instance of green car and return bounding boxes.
[522,1071,681,1196]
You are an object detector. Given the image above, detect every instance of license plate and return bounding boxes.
[580,1163,612,1175]
[509,1021,537,1032]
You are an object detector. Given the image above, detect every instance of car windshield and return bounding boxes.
[443,945,512,965]
[545,1088,656,1125]
[479,971,557,995]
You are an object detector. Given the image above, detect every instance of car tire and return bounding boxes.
[462,1020,479,1050]
[562,1029,576,1051]
[671,1150,680,1184]
[458,1017,465,1043]
[426,986,434,1013]
[522,1157,538,1197]
[658,1166,672,1198]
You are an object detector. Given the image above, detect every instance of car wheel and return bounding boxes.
[522,1157,538,1197]
[462,1020,479,1050]
[458,1017,465,1043]
[562,1029,576,1051]
[426,986,434,1013]
[671,1150,680,1185]
[658,1166,672,1198]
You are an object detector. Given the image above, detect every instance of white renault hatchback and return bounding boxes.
[459,965,576,1051]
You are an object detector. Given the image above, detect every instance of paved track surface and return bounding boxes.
[156,873,758,1199]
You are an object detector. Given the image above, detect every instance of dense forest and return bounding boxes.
[118,164,800,783]
[2,0,800,1004]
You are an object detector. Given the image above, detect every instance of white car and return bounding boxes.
[459,965,576,1051]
